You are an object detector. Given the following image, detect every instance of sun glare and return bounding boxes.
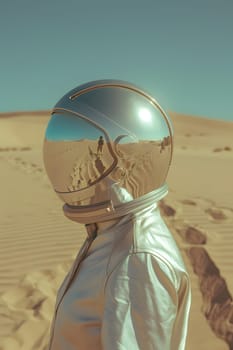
[138,108,152,123]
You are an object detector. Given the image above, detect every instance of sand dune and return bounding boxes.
[0,111,232,349]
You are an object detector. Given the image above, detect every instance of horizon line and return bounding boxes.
[0,109,232,123]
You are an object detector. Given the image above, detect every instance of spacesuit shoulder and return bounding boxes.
[104,251,179,298]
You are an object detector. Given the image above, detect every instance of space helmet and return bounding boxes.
[43,80,173,224]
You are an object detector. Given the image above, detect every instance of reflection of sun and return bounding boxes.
[138,108,152,123]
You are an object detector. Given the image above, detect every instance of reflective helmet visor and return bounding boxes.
[43,84,173,206]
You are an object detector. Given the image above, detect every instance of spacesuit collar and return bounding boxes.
[63,183,168,225]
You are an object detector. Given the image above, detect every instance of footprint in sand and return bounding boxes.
[187,247,233,348]
[159,200,176,217]
[187,247,219,275]
[176,225,207,245]
[176,197,233,347]
[11,157,45,176]
[213,146,232,153]
[180,199,197,206]
[205,207,228,221]
[0,146,31,152]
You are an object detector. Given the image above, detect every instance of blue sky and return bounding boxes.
[0,0,233,121]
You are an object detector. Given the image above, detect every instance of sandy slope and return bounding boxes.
[0,111,232,349]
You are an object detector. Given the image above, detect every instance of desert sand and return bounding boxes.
[0,110,232,349]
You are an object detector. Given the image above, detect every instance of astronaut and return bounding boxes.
[43,80,191,350]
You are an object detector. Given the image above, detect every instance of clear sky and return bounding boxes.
[0,0,233,121]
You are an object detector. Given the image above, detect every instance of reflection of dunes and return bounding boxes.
[116,141,171,198]
[43,139,115,193]
[44,138,172,202]
[68,153,106,194]
[68,150,98,191]
[95,158,106,174]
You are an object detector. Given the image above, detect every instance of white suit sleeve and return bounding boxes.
[101,252,178,350]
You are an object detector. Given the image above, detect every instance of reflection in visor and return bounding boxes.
[44,112,118,194]
[45,113,106,141]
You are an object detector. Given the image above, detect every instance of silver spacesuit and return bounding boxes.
[43,80,191,350]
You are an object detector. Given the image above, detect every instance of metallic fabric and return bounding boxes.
[48,204,191,350]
